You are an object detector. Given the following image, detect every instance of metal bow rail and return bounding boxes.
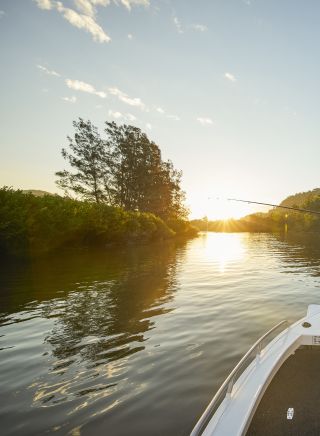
[190,320,289,436]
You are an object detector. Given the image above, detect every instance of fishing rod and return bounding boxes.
[227,198,320,216]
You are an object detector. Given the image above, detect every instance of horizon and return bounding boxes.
[14,187,320,222]
[2,1,320,220]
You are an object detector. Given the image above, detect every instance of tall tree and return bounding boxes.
[105,122,163,212]
[56,119,110,203]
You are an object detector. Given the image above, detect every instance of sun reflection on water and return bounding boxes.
[204,232,246,272]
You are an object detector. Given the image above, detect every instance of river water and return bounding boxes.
[1,232,320,436]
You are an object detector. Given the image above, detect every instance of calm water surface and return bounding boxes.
[1,232,320,435]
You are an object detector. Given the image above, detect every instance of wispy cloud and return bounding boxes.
[127,33,133,39]
[146,123,152,130]
[108,110,123,119]
[108,110,137,121]
[190,23,207,32]
[62,95,77,103]
[66,79,107,98]
[74,0,148,16]
[90,0,110,4]
[0,10,6,17]
[224,72,237,82]
[120,0,150,10]
[173,16,183,34]
[156,106,180,121]
[34,0,149,43]
[35,0,53,10]
[56,2,111,43]
[37,64,61,77]
[197,117,213,126]
[73,0,96,17]
[109,87,146,110]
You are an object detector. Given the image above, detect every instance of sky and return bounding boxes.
[1,0,320,219]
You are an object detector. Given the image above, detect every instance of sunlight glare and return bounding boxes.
[204,233,246,272]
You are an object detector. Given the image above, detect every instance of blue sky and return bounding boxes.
[1,0,320,219]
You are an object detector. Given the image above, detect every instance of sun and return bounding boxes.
[190,197,253,220]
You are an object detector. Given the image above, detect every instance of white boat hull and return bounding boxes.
[191,305,320,436]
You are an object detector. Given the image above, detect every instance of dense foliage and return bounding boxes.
[192,189,320,233]
[0,188,197,257]
[56,119,188,220]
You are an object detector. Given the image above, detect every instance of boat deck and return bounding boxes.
[246,347,320,436]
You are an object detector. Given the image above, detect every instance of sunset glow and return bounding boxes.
[189,196,271,220]
[204,232,246,272]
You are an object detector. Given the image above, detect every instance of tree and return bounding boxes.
[105,122,188,219]
[105,122,161,211]
[56,119,109,203]
[56,119,188,219]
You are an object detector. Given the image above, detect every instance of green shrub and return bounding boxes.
[0,187,190,257]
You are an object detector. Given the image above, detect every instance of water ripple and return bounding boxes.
[0,234,320,435]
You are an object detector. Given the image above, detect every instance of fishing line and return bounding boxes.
[227,198,320,216]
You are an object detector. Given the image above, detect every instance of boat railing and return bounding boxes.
[190,319,289,436]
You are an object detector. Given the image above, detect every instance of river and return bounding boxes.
[1,232,320,435]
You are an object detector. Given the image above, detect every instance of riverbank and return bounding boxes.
[0,187,198,257]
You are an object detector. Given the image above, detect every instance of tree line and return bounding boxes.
[0,187,197,257]
[56,119,187,220]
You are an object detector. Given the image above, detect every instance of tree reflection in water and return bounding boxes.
[0,240,186,418]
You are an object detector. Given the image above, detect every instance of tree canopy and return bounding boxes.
[56,119,188,220]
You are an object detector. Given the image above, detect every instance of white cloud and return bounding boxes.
[34,0,150,43]
[56,2,111,43]
[62,96,77,103]
[108,110,137,122]
[66,79,107,98]
[37,64,61,77]
[128,33,133,39]
[197,117,213,125]
[190,23,207,32]
[146,123,152,130]
[95,90,107,98]
[173,16,183,34]
[109,87,146,110]
[79,0,149,10]
[66,79,94,92]
[224,72,237,82]
[35,0,53,10]
[108,110,123,119]
[91,0,110,4]
[120,0,149,10]
[156,107,180,120]
[73,0,95,17]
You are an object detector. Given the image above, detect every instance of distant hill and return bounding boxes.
[280,188,320,208]
[22,189,55,197]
